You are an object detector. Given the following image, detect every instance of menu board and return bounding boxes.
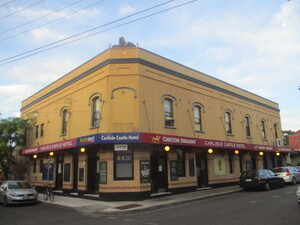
[99,161,107,184]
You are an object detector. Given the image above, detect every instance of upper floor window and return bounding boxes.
[193,106,202,132]
[225,111,232,134]
[35,125,39,139]
[61,109,68,135]
[40,123,44,137]
[164,98,174,127]
[274,123,278,139]
[91,96,101,127]
[260,120,267,139]
[244,116,251,137]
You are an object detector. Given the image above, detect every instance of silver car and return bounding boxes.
[272,167,300,185]
[0,180,38,206]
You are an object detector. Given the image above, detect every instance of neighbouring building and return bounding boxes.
[20,38,291,200]
[289,130,300,166]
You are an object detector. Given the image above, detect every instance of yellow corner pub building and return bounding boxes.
[21,38,291,200]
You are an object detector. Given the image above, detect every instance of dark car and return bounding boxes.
[239,169,285,191]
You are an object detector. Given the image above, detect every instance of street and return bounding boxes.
[0,185,300,225]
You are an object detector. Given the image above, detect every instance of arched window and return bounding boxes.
[225,111,232,134]
[244,115,251,137]
[260,119,267,139]
[91,96,101,127]
[194,105,202,132]
[61,108,68,135]
[164,98,174,127]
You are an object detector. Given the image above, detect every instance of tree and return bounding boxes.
[0,117,33,180]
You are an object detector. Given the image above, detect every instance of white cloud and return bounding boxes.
[118,5,135,16]
[31,28,67,42]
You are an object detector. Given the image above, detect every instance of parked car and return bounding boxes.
[297,186,300,206]
[0,181,38,206]
[272,166,300,185]
[239,169,285,191]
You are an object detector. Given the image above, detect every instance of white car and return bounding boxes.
[272,167,300,184]
[297,186,300,206]
[0,180,38,206]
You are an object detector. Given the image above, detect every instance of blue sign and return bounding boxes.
[77,132,141,146]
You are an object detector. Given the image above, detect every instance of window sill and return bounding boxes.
[246,136,253,139]
[164,126,176,129]
[195,130,205,133]
[90,126,99,130]
[226,133,234,137]
[60,134,66,137]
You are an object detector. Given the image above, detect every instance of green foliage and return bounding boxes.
[0,117,34,179]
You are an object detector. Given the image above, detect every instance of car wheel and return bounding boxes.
[264,183,270,191]
[280,180,285,188]
[292,177,296,185]
[3,196,9,207]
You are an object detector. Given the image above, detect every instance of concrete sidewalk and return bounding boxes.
[38,185,242,215]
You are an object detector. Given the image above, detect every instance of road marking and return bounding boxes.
[124,218,135,222]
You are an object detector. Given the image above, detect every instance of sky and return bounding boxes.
[0,0,299,132]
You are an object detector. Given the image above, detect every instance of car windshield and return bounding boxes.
[273,168,287,173]
[241,170,257,177]
[8,181,32,189]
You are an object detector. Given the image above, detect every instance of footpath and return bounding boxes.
[38,185,242,215]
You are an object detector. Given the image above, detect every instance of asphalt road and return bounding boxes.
[0,185,299,225]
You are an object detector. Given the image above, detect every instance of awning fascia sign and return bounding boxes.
[140,133,292,153]
[21,139,77,155]
[21,132,292,155]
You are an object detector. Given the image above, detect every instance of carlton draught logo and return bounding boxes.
[151,135,161,143]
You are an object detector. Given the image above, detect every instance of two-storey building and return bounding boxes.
[21,38,291,200]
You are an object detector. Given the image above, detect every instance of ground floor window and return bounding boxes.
[177,149,185,177]
[114,148,133,180]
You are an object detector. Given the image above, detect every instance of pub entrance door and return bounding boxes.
[196,152,209,187]
[150,148,168,193]
[87,150,99,194]
[55,153,64,190]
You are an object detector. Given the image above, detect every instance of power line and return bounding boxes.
[0,0,186,64]
[0,0,45,20]
[0,0,19,8]
[0,0,83,35]
[0,0,105,41]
